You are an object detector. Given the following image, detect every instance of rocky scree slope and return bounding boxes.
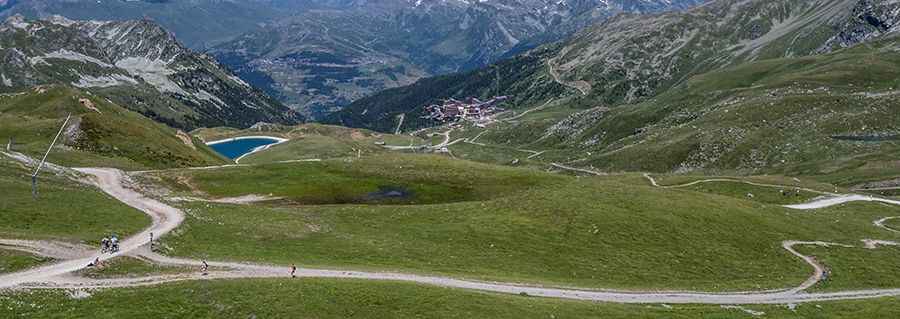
[0,15,301,129]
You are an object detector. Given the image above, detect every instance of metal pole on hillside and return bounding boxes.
[32,113,71,199]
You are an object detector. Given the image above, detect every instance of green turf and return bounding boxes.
[449,142,542,167]
[884,219,900,232]
[681,181,821,205]
[0,249,51,274]
[799,245,900,292]
[145,153,560,205]
[4,279,900,318]
[147,156,900,292]
[0,158,149,243]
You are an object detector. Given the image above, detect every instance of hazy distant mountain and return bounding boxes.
[0,0,286,48]
[1,0,704,118]
[0,15,301,129]
[209,0,706,118]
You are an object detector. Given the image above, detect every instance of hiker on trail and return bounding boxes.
[201,260,209,275]
[88,257,100,268]
[101,237,110,253]
[291,264,297,278]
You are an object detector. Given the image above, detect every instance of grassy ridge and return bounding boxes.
[0,86,227,170]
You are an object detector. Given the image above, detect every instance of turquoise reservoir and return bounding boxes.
[208,137,282,160]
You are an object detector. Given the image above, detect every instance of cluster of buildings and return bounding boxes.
[422,96,508,124]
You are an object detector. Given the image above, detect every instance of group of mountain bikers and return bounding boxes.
[87,234,119,268]
[100,235,120,253]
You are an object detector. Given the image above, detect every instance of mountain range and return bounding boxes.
[3,0,899,174]
[327,0,900,172]
[0,0,706,118]
[0,14,300,129]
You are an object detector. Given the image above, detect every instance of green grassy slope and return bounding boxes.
[468,39,900,179]
[144,154,556,205]
[143,155,900,292]
[800,244,900,292]
[0,155,148,243]
[581,42,900,174]
[0,86,228,170]
[5,279,900,318]
[0,249,50,274]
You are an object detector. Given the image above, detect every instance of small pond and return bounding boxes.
[207,137,285,160]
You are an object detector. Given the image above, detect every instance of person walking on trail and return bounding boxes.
[201,260,209,275]
[291,264,297,278]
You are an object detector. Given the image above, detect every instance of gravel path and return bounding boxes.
[0,168,183,289]
[5,159,900,304]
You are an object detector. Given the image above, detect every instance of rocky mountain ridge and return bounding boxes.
[0,15,301,129]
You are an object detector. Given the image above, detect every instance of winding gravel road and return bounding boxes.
[4,162,900,305]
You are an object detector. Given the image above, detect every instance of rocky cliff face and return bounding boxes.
[0,15,301,129]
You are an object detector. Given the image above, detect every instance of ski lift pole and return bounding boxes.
[32,113,71,199]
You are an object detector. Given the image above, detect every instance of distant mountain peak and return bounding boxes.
[2,13,28,29]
